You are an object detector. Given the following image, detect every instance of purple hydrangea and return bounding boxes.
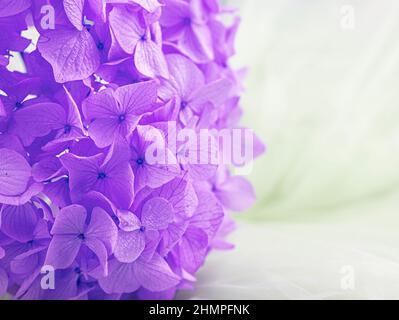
[0,0,265,300]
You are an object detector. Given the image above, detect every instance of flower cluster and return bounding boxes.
[0,0,264,299]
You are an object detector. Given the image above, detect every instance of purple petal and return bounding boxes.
[179,24,214,63]
[0,148,31,196]
[43,178,71,208]
[63,0,84,31]
[190,78,232,111]
[160,0,190,28]
[161,54,205,101]
[133,0,162,13]
[32,156,63,182]
[82,89,121,119]
[190,191,224,239]
[152,178,198,218]
[179,227,208,273]
[86,117,121,148]
[38,29,100,83]
[135,40,169,78]
[215,176,256,212]
[1,203,38,242]
[45,234,82,269]
[98,259,140,294]
[117,211,142,232]
[0,0,30,18]
[115,81,158,116]
[134,253,180,292]
[51,204,87,235]
[142,197,174,230]
[11,246,45,275]
[109,6,144,54]
[12,102,66,146]
[84,237,109,276]
[99,143,135,209]
[159,221,187,256]
[60,152,103,196]
[114,230,145,263]
[0,182,43,206]
[86,207,118,253]
[0,267,7,295]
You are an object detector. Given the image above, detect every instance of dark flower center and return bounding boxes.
[27,240,34,247]
[64,124,72,134]
[74,267,81,274]
[78,233,85,240]
[118,114,126,123]
[183,17,191,26]
[136,158,144,166]
[139,226,146,232]
[97,172,107,180]
[97,42,104,50]
[15,101,23,110]
[140,34,147,41]
[180,101,188,109]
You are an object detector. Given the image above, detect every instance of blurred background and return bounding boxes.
[181,0,399,299]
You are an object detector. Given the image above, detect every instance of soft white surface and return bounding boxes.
[181,194,399,300]
[181,0,399,299]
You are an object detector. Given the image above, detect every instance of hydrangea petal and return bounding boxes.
[45,234,82,269]
[38,29,100,83]
[142,197,174,230]
[215,176,256,212]
[51,205,87,235]
[63,0,84,31]
[135,40,169,78]
[99,259,140,294]
[109,6,143,55]
[190,191,224,239]
[134,253,180,292]
[0,0,31,18]
[179,227,208,273]
[12,102,66,146]
[86,207,117,253]
[114,230,145,263]
[133,0,162,13]
[1,203,38,242]
[0,148,31,196]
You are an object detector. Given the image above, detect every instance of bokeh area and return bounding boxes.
[181,0,399,299]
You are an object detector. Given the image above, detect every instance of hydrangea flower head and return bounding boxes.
[0,0,265,300]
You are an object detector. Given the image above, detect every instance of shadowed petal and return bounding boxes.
[1,203,38,242]
[0,0,31,18]
[12,102,66,146]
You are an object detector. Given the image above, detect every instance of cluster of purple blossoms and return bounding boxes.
[0,0,264,300]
